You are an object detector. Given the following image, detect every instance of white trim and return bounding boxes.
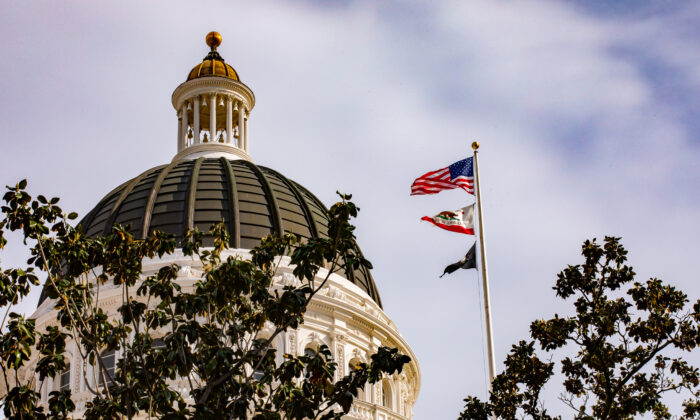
[171,143,253,162]
[171,77,255,111]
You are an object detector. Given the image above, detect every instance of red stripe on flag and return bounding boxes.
[418,167,449,177]
[413,180,470,189]
[420,216,475,235]
[411,186,474,195]
[410,186,456,195]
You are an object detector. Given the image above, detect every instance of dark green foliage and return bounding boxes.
[460,237,700,420]
[0,181,409,419]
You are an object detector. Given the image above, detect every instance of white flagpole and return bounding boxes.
[472,141,497,394]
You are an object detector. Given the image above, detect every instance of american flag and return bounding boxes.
[410,157,475,195]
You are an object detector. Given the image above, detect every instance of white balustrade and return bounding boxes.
[347,400,408,420]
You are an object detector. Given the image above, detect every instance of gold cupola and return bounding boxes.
[172,32,255,162]
[187,32,240,81]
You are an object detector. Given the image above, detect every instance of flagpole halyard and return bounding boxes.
[472,141,498,397]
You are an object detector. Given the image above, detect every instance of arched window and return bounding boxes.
[382,379,393,410]
[98,349,116,388]
[58,364,70,392]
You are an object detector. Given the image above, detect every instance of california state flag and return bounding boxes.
[421,205,475,235]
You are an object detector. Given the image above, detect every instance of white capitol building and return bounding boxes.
[28,32,421,419]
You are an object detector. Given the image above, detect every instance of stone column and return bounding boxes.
[334,334,346,381]
[370,332,379,405]
[287,330,297,355]
[244,110,249,152]
[237,102,245,150]
[226,97,233,144]
[177,110,183,151]
[209,93,217,143]
[181,101,189,148]
[193,97,200,144]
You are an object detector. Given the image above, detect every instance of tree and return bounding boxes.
[460,237,700,420]
[0,180,410,419]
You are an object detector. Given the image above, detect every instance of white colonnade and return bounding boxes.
[177,95,248,152]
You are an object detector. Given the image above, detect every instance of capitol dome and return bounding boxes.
[78,157,382,306]
[31,32,419,419]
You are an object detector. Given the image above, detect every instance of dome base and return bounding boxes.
[172,143,252,162]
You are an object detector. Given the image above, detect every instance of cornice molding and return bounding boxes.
[171,77,255,111]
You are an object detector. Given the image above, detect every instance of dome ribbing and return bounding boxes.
[186,55,239,81]
[78,157,382,307]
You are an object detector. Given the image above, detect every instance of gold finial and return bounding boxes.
[471,141,480,150]
[206,31,222,51]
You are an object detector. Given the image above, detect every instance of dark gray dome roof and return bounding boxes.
[78,157,382,306]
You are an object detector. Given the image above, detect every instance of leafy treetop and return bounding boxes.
[460,236,700,420]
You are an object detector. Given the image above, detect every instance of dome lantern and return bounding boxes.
[171,32,255,162]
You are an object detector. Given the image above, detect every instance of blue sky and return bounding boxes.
[1,1,699,417]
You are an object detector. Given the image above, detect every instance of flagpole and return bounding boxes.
[472,141,497,394]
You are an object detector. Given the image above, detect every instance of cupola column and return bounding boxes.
[177,111,183,151]
[226,97,233,145]
[181,100,189,148]
[234,101,240,147]
[193,96,201,144]
[238,101,245,150]
[244,110,249,152]
[210,93,217,143]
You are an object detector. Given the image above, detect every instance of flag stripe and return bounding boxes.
[413,178,473,187]
[421,217,475,234]
[410,183,474,191]
[411,185,474,195]
[420,205,475,235]
[417,167,450,178]
[410,157,475,196]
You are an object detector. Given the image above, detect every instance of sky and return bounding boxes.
[1,0,700,418]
